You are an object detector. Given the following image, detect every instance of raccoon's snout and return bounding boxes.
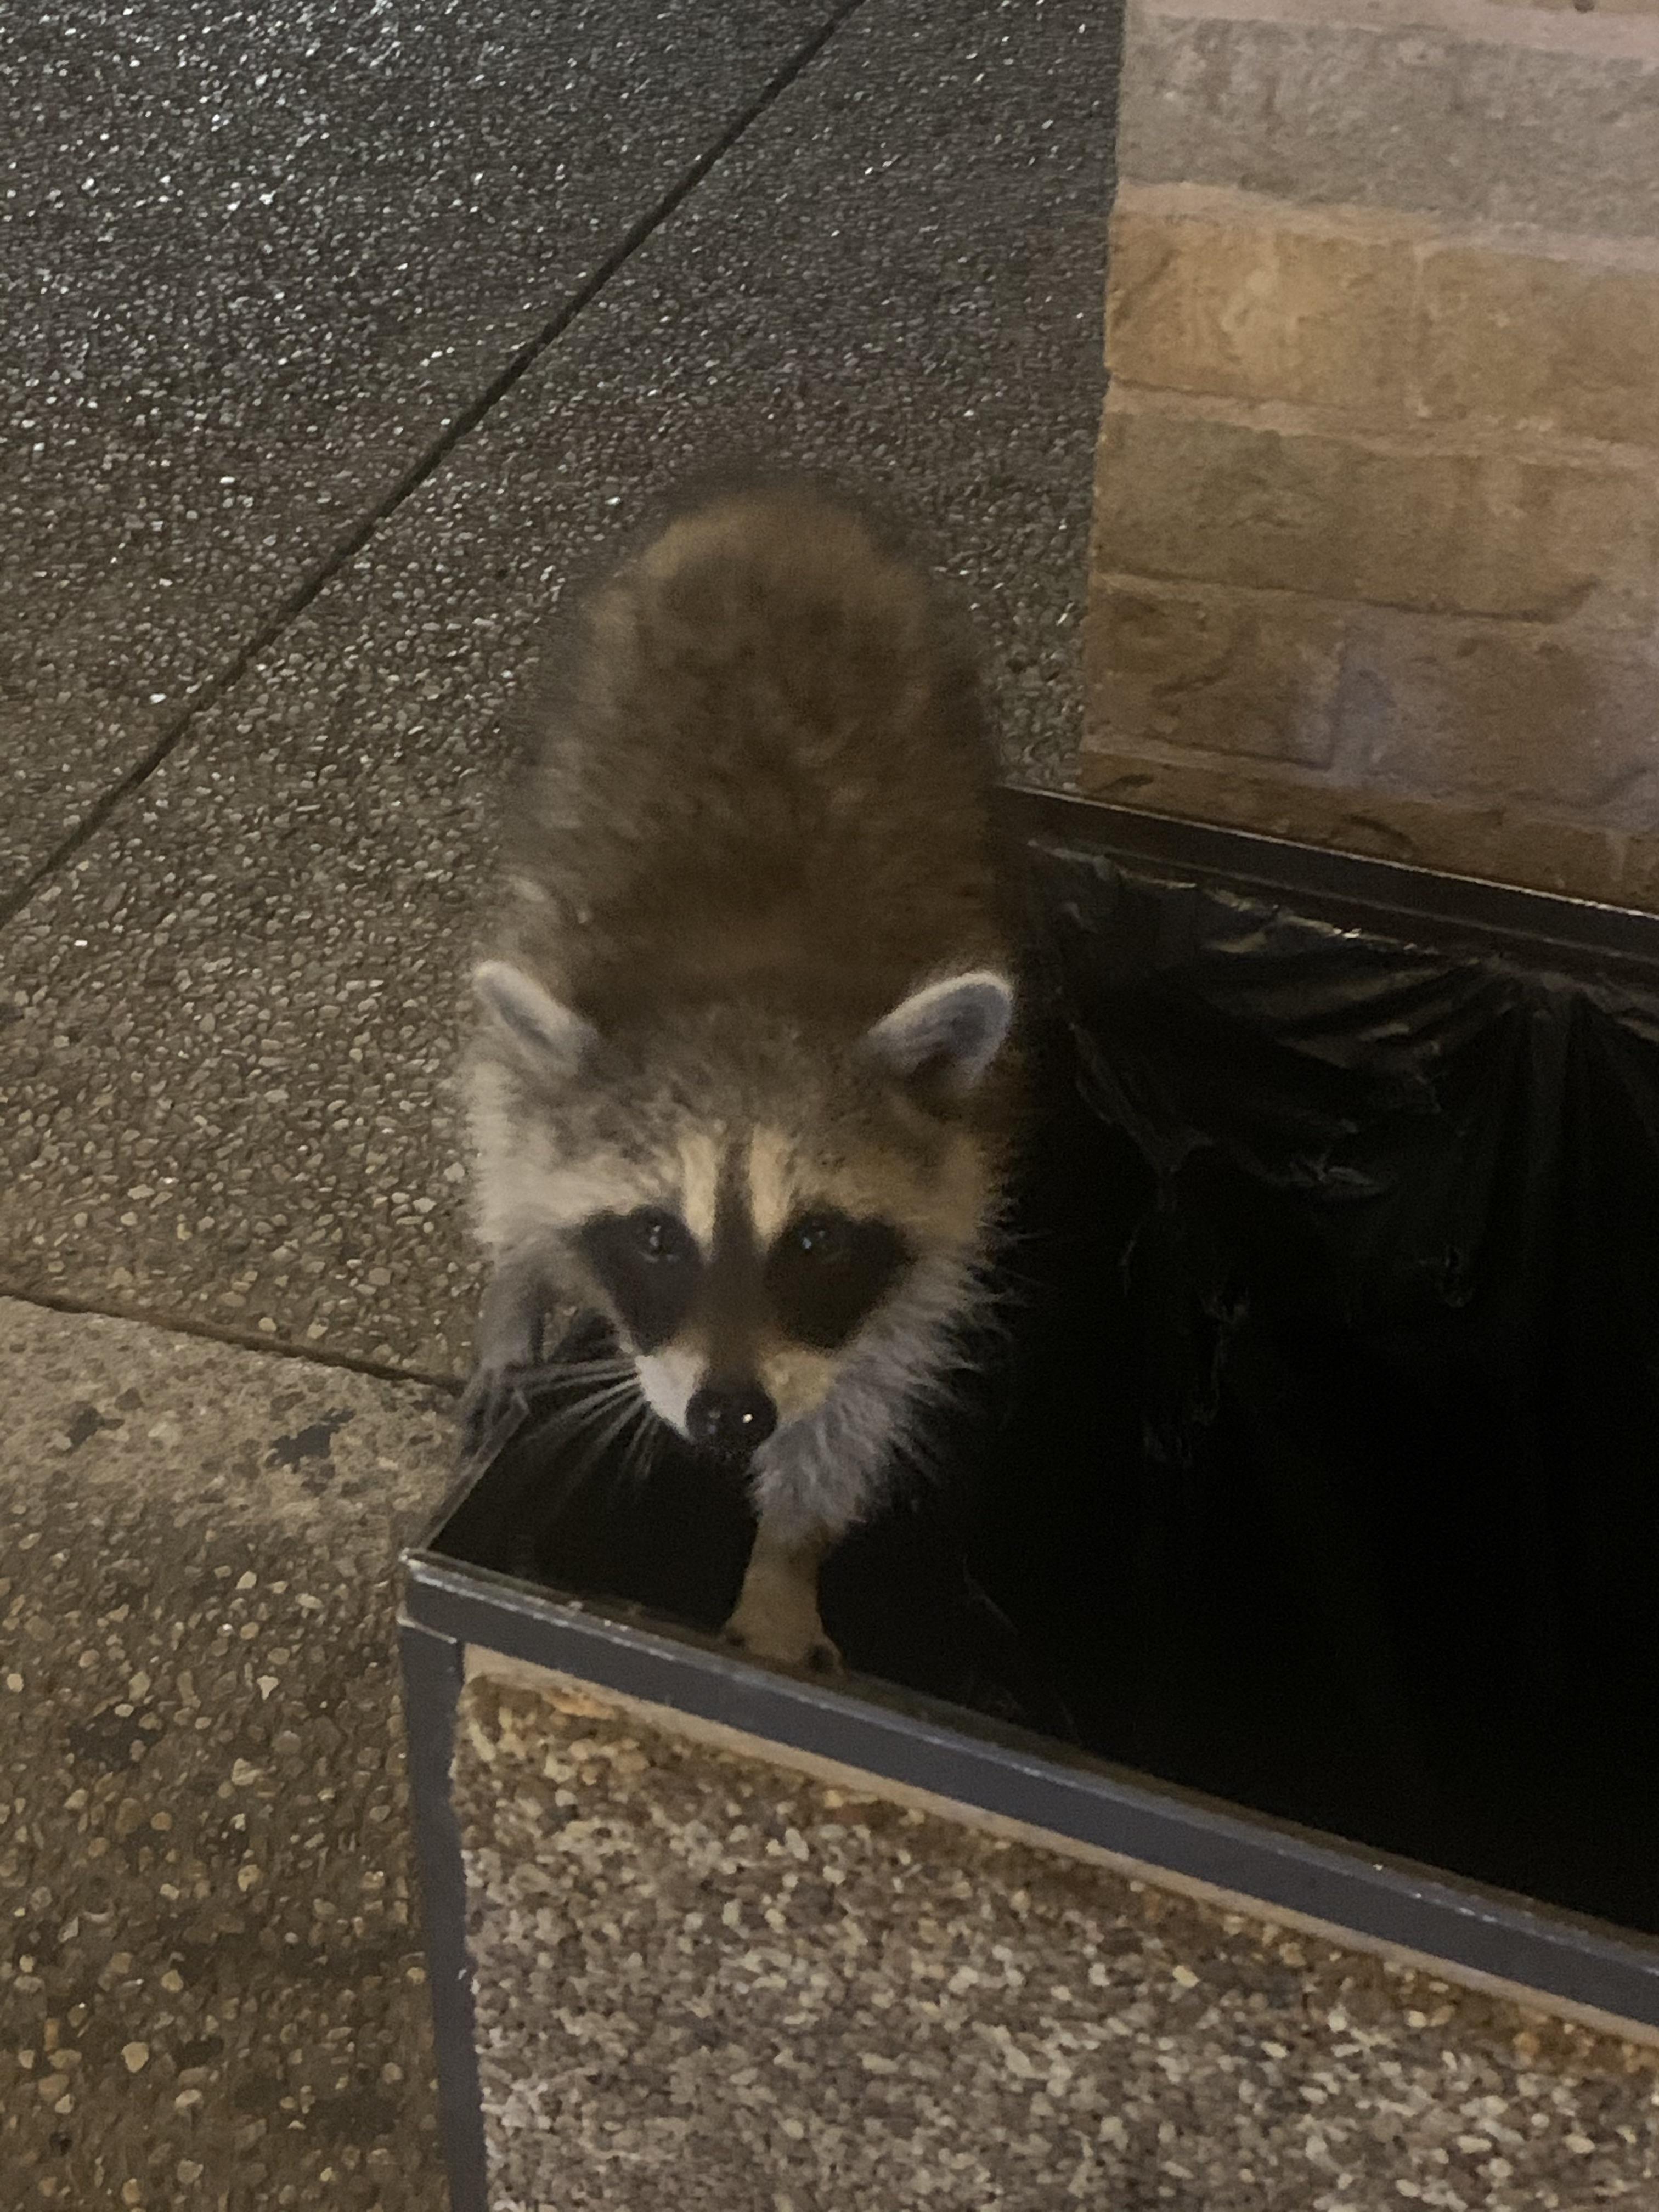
[686,1383,777,1462]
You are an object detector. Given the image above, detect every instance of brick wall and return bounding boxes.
[1084,0,1659,906]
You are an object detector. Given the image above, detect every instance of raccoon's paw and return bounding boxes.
[723,1617,843,1675]
[721,1577,842,1676]
[456,1363,538,1461]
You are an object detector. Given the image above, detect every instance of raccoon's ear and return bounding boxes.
[864,970,1014,1097]
[472,960,599,1075]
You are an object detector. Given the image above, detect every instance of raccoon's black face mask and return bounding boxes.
[578,1186,912,1459]
[472,954,1015,1451]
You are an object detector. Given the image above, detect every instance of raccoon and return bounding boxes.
[464,481,1020,1669]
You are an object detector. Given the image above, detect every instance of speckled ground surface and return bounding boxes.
[0,0,832,899]
[0,0,1117,1380]
[0,1299,455,2210]
[455,1675,1659,2212]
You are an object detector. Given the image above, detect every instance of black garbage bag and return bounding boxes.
[972,843,1659,1932]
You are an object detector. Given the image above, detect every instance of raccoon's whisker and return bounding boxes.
[566,1371,645,1444]
[532,1379,642,1453]
[529,1391,648,1530]
[546,1368,638,1403]
[616,1401,663,1494]
[547,1368,639,1407]
[538,1356,637,1393]
[556,1395,642,1448]
[563,1390,651,1496]
[596,1387,648,1451]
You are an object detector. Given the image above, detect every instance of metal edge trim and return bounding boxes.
[398,1618,490,2212]
[403,1551,1659,2034]
[1001,786,1659,974]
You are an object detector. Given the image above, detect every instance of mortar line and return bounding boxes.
[2,1282,463,1395]
[0,0,868,934]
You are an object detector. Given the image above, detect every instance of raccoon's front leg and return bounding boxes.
[458,1248,563,1455]
[723,1514,840,1674]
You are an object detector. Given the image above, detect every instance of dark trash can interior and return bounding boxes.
[434,794,1659,1943]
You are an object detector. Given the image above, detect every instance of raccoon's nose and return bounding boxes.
[686,1384,777,1460]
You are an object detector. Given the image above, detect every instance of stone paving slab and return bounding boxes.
[0,0,833,900]
[0,1297,455,2212]
[0,0,1119,1381]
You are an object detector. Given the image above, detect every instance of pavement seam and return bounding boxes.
[0,0,870,935]
[1,1281,462,1394]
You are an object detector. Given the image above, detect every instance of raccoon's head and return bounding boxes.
[469,961,1016,1464]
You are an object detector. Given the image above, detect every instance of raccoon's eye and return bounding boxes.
[766,1211,912,1351]
[578,1207,701,1355]
[633,1209,692,1263]
[789,1214,847,1261]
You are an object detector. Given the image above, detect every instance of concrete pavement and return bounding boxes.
[0,2,1118,2203]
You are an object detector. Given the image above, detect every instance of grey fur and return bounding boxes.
[748,1250,990,1543]
[472,960,599,1076]
[865,970,1015,1094]
[464,481,1020,1652]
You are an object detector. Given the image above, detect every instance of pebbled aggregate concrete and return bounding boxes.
[0,0,836,898]
[0,1297,455,2212]
[0,0,1120,1382]
[454,1673,1659,2212]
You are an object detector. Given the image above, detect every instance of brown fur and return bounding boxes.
[503,486,1014,1038]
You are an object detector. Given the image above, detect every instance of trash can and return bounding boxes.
[403,788,1659,2211]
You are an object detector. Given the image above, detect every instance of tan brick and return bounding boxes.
[1420,244,1659,446]
[1451,809,1622,905]
[1108,200,1414,421]
[1489,814,1630,900]
[1618,832,1659,913]
[1077,747,1493,867]
[1122,5,1659,239]
[1333,614,1659,816]
[1485,1,1659,15]
[1094,392,1659,625]
[1085,575,1344,765]
[1077,748,1305,844]
[1076,747,1627,901]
